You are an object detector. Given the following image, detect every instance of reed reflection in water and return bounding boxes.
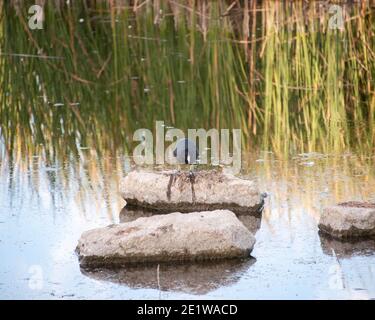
[1,150,375,298]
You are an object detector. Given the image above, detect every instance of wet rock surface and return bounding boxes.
[120,206,262,235]
[318,202,375,239]
[120,170,264,214]
[76,210,255,267]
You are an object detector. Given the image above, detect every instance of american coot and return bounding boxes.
[173,138,199,165]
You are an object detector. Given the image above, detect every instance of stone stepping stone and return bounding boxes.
[76,210,255,267]
[319,201,375,239]
[120,170,265,214]
[119,206,262,235]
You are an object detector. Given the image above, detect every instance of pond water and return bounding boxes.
[1,151,375,299]
[1,1,375,300]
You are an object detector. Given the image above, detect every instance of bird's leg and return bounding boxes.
[188,164,197,178]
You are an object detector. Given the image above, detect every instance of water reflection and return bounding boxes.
[81,259,255,295]
[2,150,375,298]
[319,233,375,258]
[1,0,375,300]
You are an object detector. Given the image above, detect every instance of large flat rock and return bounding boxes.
[120,170,264,214]
[76,210,255,267]
[318,201,375,239]
[119,206,262,235]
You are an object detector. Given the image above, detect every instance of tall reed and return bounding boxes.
[0,0,374,161]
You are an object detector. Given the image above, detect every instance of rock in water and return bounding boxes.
[120,170,264,214]
[318,201,375,239]
[76,210,255,267]
[119,206,262,235]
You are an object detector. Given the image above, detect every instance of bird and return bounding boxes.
[173,138,199,165]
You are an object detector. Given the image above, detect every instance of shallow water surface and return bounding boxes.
[1,152,375,299]
[1,1,375,300]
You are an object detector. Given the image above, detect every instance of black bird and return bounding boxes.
[173,138,199,165]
